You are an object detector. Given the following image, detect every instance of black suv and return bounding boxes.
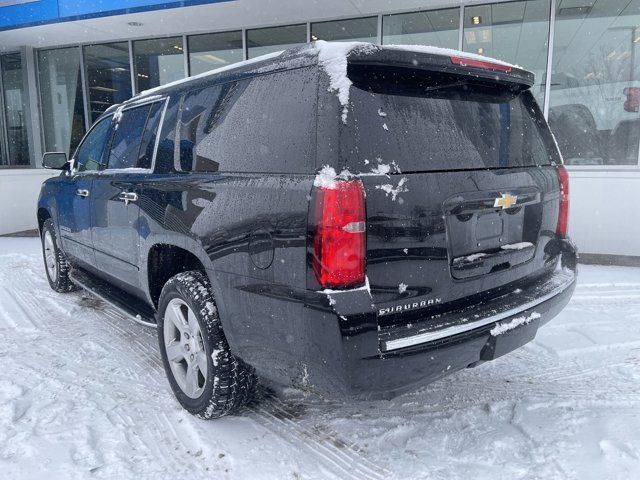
[37,42,577,419]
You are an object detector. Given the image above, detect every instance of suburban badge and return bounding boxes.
[378,297,443,317]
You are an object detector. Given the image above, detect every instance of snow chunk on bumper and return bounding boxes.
[490,312,541,336]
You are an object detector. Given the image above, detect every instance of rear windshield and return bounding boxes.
[341,65,560,172]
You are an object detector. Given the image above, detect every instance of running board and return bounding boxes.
[70,268,157,328]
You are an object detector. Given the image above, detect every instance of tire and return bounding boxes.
[41,218,78,293]
[157,270,257,419]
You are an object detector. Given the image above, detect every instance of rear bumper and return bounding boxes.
[300,241,577,399]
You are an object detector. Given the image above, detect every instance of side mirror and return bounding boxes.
[42,152,68,170]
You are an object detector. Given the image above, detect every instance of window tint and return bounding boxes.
[74,116,112,172]
[342,66,558,172]
[107,101,163,170]
[137,101,164,169]
[178,68,317,173]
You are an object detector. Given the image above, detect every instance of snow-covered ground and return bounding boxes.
[1,237,639,480]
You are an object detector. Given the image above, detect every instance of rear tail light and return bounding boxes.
[556,166,570,237]
[450,56,513,73]
[312,180,366,289]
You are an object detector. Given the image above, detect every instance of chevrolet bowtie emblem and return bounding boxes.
[494,193,518,209]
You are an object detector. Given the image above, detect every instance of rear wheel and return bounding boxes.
[157,271,257,419]
[41,218,78,293]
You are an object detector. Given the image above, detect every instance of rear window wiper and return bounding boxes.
[422,80,467,93]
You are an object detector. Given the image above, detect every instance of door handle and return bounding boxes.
[118,191,138,205]
[76,189,89,197]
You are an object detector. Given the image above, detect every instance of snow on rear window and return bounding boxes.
[339,65,559,173]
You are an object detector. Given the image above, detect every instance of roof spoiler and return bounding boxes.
[346,47,534,88]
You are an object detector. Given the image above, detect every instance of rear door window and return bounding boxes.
[106,101,164,170]
[342,66,560,172]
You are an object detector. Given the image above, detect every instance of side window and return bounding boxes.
[106,101,164,170]
[74,116,113,172]
[178,85,223,172]
[137,101,164,170]
[178,67,317,173]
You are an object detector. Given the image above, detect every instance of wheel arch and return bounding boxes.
[143,237,240,354]
[37,208,51,234]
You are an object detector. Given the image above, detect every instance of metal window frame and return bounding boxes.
[0,54,10,167]
[458,5,465,51]
[34,45,88,158]
[129,39,136,95]
[244,23,308,59]
[542,0,556,120]
[79,45,90,131]
[182,34,189,77]
[309,15,380,43]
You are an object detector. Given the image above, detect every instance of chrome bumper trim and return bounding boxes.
[381,271,575,352]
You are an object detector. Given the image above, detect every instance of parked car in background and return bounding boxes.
[37,42,577,419]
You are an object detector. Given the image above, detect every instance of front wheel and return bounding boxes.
[157,271,257,419]
[41,218,78,293]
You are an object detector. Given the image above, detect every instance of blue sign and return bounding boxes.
[0,0,233,30]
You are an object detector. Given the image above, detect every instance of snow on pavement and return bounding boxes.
[1,237,639,479]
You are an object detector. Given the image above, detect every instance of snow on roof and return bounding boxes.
[135,49,285,98]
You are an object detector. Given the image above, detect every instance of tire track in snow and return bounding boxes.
[0,287,39,330]
[246,392,391,480]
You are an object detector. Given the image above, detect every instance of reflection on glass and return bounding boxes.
[311,17,377,43]
[246,24,306,59]
[188,31,243,75]
[38,47,86,156]
[1,53,30,166]
[549,0,640,166]
[84,42,133,123]
[134,37,185,92]
[383,8,460,49]
[464,0,550,105]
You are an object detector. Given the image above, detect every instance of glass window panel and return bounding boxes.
[464,0,550,105]
[38,47,86,156]
[133,37,184,92]
[75,116,112,172]
[188,31,243,76]
[107,104,152,170]
[178,67,317,173]
[137,101,164,170]
[383,8,460,49]
[549,0,640,166]
[311,17,377,42]
[1,53,30,166]
[246,24,306,59]
[84,42,133,123]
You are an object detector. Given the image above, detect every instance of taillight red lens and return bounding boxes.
[312,180,366,289]
[450,56,513,73]
[556,166,570,237]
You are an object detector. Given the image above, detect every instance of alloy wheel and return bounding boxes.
[43,231,57,282]
[163,298,208,399]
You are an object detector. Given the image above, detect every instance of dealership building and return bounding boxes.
[0,0,638,263]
